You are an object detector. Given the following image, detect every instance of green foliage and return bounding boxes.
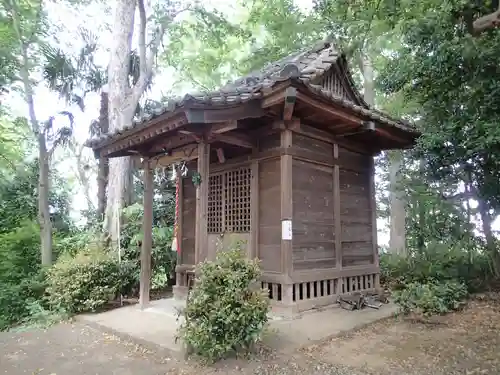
[45,247,128,314]
[178,246,269,362]
[0,221,47,330]
[121,202,176,291]
[393,280,468,317]
[380,242,494,293]
[0,160,73,234]
[381,241,496,316]
[0,221,40,283]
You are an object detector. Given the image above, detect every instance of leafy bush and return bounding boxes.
[177,246,270,362]
[393,280,468,316]
[45,247,129,313]
[0,221,46,330]
[121,203,176,291]
[0,221,40,284]
[380,241,494,293]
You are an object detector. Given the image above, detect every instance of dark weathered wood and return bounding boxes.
[216,148,225,163]
[251,161,259,259]
[216,133,254,148]
[259,158,282,273]
[195,141,210,264]
[283,87,297,121]
[296,90,362,126]
[333,143,342,272]
[186,101,264,124]
[100,113,188,157]
[280,128,293,295]
[175,171,184,289]
[139,161,154,309]
[150,143,198,168]
[211,120,239,134]
[368,154,379,282]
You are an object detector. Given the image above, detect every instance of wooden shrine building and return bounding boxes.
[87,41,419,315]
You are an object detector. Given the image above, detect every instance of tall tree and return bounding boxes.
[105,0,193,244]
[5,0,74,265]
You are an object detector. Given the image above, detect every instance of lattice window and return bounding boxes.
[225,168,251,232]
[207,167,251,233]
[208,174,223,233]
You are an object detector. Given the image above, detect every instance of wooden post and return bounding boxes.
[195,140,210,265]
[280,127,293,306]
[139,160,153,309]
[176,171,184,283]
[369,155,380,289]
[250,161,259,259]
[333,143,342,294]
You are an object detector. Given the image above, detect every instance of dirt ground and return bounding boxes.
[1,299,500,375]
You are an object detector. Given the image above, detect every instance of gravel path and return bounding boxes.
[1,300,499,375]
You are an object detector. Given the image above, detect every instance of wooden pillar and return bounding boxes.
[250,161,259,259]
[175,170,184,283]
[195,140,210,265]
[369,155,380,289]
[280,128,293,305]
[333,143,343,294]
[139,160,153,309]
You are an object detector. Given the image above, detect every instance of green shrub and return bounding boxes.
[45,247,128,313]
[380,241,494,293]
[177,246,270,362]
[393,280,468,316]
[121,203,176,291]
[0,221,40,284]
[0,221,45,330]
[0,272,48,331]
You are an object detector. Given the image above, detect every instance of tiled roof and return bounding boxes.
[86,41,415,148]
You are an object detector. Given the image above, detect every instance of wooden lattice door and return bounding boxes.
[207,166,252,257]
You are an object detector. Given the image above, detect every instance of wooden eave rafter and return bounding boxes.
[96,99,266,158]
[293,86,416,148]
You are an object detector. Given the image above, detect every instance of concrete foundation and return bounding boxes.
[78,298,398,356]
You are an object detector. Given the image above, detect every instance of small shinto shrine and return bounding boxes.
[87,41,419,315]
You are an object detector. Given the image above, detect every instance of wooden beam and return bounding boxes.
[296,91,363,126]
[99,112,188,157]
[272,118,300,131]
[139,161,154,309]
[195,140,210,264]
[216,148,225,163]
[211,120,238,134]
[148,133,194,154]
[215,133,254,149]
[185,101,264,124]
[150,144,198,168]
[283,87,297,121]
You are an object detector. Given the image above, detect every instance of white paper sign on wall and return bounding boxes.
[281,219,292,240]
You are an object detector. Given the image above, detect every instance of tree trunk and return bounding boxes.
[97,89,109,220]
[417,159,425,252]
[388,150,406,255]
[73,144,95,213]
[478,199,499,275]
[38,137,52,265]
[105,0,137,243]
[10,0,52,265]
